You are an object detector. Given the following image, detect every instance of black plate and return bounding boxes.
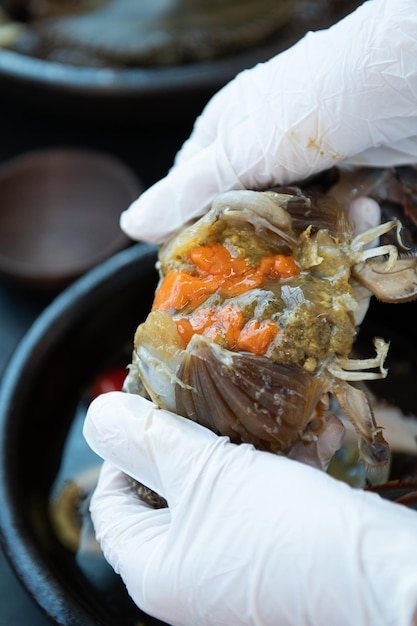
[0,240,416,625]
[0,1,362,123]
[0,243,165,626]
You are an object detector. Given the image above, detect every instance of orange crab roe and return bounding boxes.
[176,308,279,356]
[152,243,300,355]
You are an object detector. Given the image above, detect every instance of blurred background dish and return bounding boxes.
[0,147,141,292]
[0,0,362,123]
[1,0,297,66]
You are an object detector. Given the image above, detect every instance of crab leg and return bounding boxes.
[333,381,389,467]
[327,338,389,381]
[350,219,407,271]
[351,219,404,251]
[357,244,398,271]
[328,368,387,382]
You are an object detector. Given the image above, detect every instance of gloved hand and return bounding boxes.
[120,0,417,245]
[85,2,417,624]
[84,392,417,626]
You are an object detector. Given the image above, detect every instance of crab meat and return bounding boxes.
[126,187,417,469]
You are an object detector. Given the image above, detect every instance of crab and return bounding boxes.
[125,187,417,470]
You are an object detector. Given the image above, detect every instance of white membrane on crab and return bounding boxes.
[134,347,180,411]
[133,311,186,412]
[159,189,296,265]
[280,284,308,308]
[350,280,372,326]
[213,190,293,230]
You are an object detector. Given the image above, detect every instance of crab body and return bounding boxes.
[126,188,417,467]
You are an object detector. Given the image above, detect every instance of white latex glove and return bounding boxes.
[84,392,417,626]
[121,0,417,244]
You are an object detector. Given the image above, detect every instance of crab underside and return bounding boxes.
[124,176,417,505]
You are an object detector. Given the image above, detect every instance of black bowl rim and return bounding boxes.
[0,43,278,96]
[0,242,158,625]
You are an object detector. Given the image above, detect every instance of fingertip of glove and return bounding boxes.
[120,203,164,245]
[84,388,122,425]
[83,391,148,454]
[120,185,177,245]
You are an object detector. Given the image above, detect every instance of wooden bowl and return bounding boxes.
[0,148,142,292]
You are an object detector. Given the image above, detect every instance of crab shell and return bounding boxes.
[125,188,417,468]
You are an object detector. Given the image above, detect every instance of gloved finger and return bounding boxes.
[89,418,417,626]
[171,69,250,167]
[175,0,417,171]
[346,136,417,169]
[120,0,417,245]
[120,138,243,244]
[89,461,170,591]
[172,106,218,167]
[83,391,220,506]
[176,122,417,174]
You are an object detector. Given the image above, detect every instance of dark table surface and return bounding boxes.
[0,91,194,625]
